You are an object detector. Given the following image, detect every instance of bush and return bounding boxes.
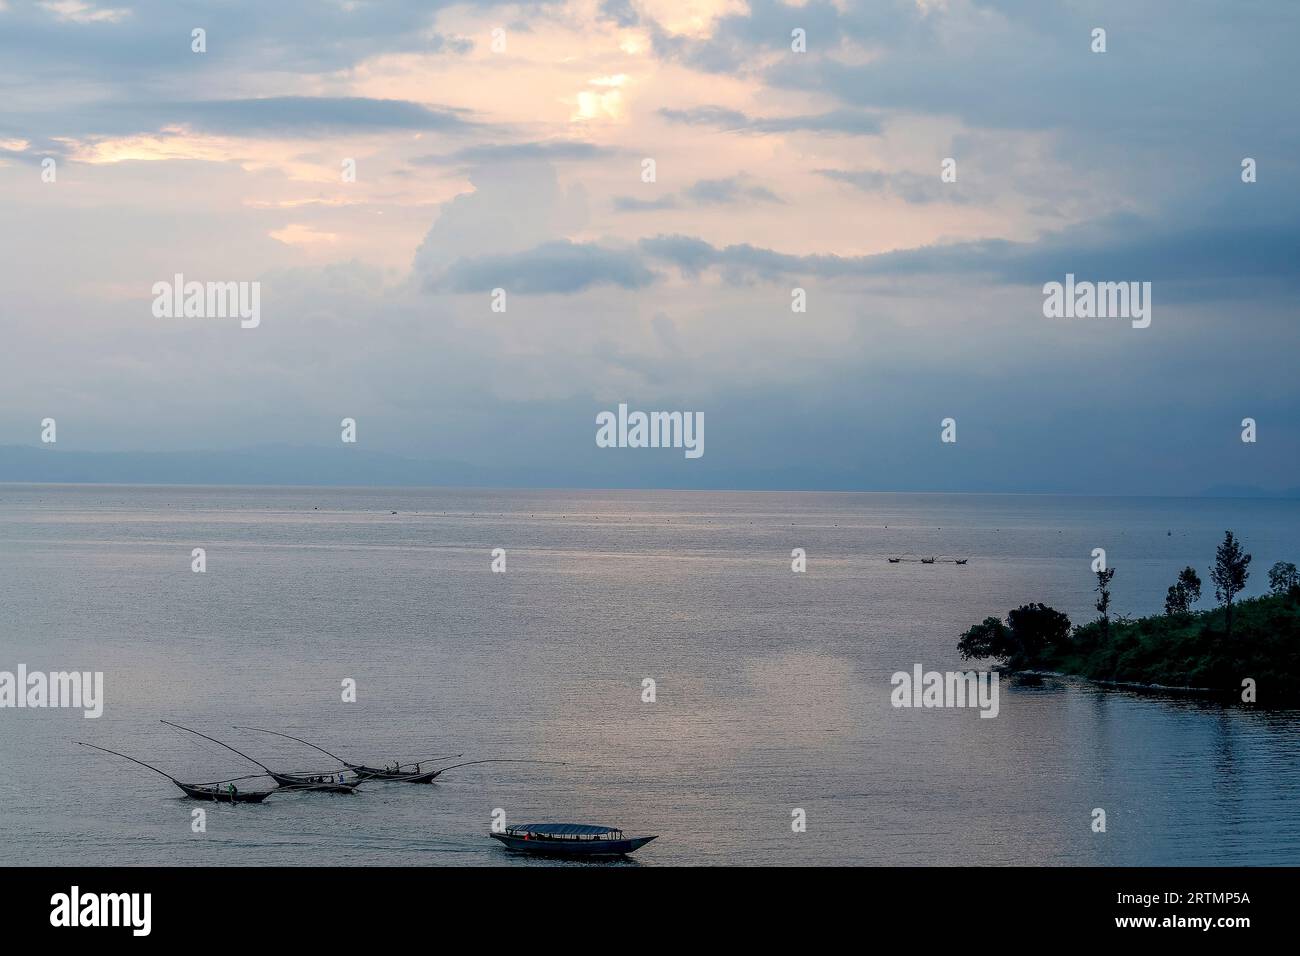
[958,616,1011,662]
[996,592,1300,700]
[1007,603,1072,663]
[958,604,1071,669]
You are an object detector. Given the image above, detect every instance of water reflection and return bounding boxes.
[1,486,1298,865]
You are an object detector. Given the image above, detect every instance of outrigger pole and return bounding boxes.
[163,720,357,793]
[76,741,266,788]
[232,725,349,763]
[232,726,560,779]
[233,725,459,770]
[77,740,183,784]
[434,759,564,773]
[162,720,274,774]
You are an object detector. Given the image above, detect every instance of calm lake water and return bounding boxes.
[1,484,1297,866]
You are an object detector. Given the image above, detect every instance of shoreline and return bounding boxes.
[1007,669,1300,708]
[1011,669,1236,699]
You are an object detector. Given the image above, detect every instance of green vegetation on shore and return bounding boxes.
[958,533,1300,703]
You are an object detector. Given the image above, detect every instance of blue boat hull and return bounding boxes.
[490,833,656,856]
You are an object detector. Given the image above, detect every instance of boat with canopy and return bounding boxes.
[490,823,657,857]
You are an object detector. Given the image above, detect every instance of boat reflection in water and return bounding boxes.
[490,823,657,857]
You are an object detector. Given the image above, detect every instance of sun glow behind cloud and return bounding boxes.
[269,223,341,246]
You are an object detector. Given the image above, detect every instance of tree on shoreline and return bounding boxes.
[1211,531,1251,638]
[957,603,1071,668]
[1268,561,1299,596]
[1095,566,1116,639]
[953,532,1300,700]
[1164,566,1202,615]
[957,616,1011,662]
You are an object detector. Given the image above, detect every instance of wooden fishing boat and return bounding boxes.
[234,726,561,784]
[920,557,936,564]
[235,726,462,784]
[348,763,443,783]
[887,557,902,563]
[77,742,273,803]
[268,770,358,792]
[162,721,360,794]
[176,781,273,803]
[955,558,968,565]
[234,726,548,784]
[348,758,544,783]
[490,823,657,857]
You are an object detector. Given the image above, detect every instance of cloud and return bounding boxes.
[656,105,747,127]
[614,175,781,212]
[412,162,590,277]
[269,223,340,247]
[613,195,680,212]
[411,141,617,166]
[647,0,929,73]
[684,176,781,204]
[0,0,482,83]
[597,0,639,27]
[170,97,479,136]
[817,168,967,205]
[3,97,486,154]
[3,0,1298,497]
[410,135,647,295]
[639,233,873,281]
[38,0,129,24]
[638,191,1300,293]
[433,239,657,294]
[757,0,1300,162]
[659,105,881,135]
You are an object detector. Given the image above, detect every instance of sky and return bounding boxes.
[0,0,1297,494]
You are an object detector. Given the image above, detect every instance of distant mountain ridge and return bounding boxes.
[0,443,494,487]
[1200,483,1300,499]
[1,445,1298,496]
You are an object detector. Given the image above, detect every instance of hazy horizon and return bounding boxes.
[2,441,1298,498]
